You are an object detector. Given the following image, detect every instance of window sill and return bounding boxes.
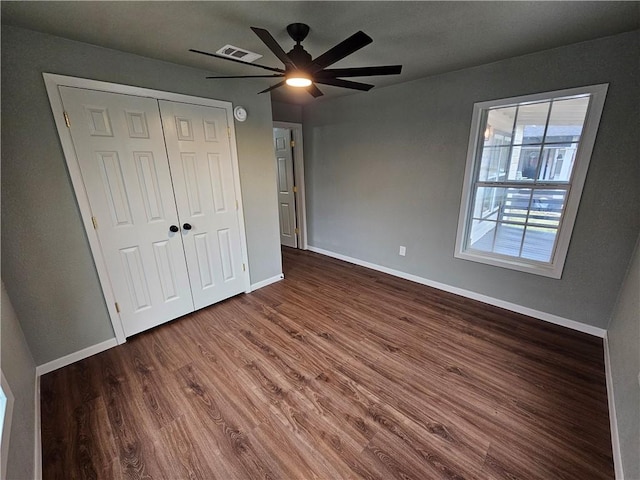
[454,249,563,279]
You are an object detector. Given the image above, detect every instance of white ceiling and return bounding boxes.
[2,1,639,104]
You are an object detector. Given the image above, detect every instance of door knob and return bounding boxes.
[169,225,179,233]
[183,223,192,230]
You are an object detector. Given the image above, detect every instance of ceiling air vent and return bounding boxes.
[215,45,262,63]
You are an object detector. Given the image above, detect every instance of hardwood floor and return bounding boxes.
[41,247,614,479]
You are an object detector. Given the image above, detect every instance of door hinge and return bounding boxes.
[63,111,71,128]
[91,216,98,229]
[227,127,231,138]
[235,199,239,210]
[115,302,121,313]
[292,186,298,193]
[290,139,295,148]
[242,263,246,272]
[294,228,300,235]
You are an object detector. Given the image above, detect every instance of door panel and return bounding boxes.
[135,152,165,222]
[159,100,246,310]
[273,128,297,247]
[60,87,194,336]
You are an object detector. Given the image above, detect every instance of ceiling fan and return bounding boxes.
[190,23,403,98]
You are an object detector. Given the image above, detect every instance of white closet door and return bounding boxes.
[159,100,246,310]
[60,87,194,337]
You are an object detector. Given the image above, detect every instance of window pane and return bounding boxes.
[545,96,589,144]
[484,107,516,147]
[527,189,566,227]
[515,102,550,145]
[537,144,578,182]
[478,147,510,181]
[521,227,558,262]
[494,223,525,256]
[472,187,505,219]
[469,219,496,252]
[508,146,541,181]
[502,188,531,224]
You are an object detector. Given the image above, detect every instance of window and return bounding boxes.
[455,84,608,278]
[1,373,14,480]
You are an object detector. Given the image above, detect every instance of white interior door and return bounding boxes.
[59,86,194,337]
[159,100,246,310]
[273,127,297,248]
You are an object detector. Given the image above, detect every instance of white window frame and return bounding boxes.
[1,372,14,480]
[455,84,608,278]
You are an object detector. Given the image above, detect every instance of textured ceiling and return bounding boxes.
[2,1,639,104]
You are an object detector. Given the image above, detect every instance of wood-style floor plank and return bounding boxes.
[40,247,614,479]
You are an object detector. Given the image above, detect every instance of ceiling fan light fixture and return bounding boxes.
[194,23,402,98]
[285,71,312,88]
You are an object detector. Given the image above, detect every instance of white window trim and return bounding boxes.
[455,84,608,278]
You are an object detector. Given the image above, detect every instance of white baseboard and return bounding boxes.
[250,273,284,291]
[34,374,42,480]
[36,338,119,377]
[603,333,624,479]
[307,245,606,338]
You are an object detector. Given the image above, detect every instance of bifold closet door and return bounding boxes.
[159,100,246,310]
[59,87,194,337]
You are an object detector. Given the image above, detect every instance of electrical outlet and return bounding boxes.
[399,246,406,256]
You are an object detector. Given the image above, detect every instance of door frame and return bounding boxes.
[273,121,307,250]
[43,73,252,344]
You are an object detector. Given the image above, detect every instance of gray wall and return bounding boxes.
[1,25,282,365]
[608,236,640,479]
[272,100,303,123]
[1,283,36,480]
[302,30,639,329]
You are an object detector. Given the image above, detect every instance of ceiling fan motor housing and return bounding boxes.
[287,44,312,67]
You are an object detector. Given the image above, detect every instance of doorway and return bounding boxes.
[273,122,307,249]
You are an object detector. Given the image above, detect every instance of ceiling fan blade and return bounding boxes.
[316,65,402,78]
[313,77,374,91]
[258,80,287,94]
[307,83,324,98]
[251,27,296,69]
[190,49,284,73]
[310,31,373,72]
[206,74,284,79]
